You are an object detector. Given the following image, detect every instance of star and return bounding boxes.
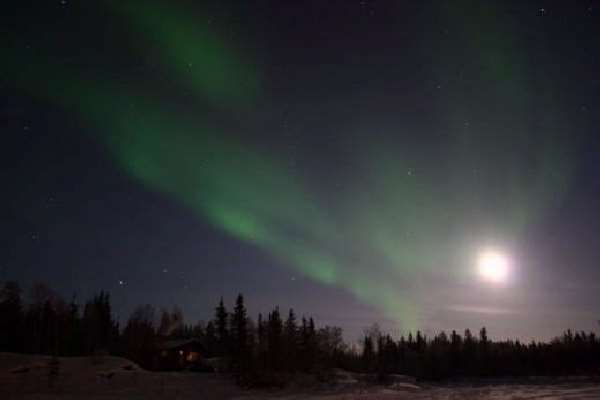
[118,280,125,286]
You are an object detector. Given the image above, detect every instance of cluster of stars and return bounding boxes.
[359,0,375,16]
[112,266,192,291]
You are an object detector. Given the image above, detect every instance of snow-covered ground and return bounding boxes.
[2,353,599,399]
[248,385,600,400]
[0,353,242,399]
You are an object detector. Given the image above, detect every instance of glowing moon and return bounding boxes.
[477,250,510,283]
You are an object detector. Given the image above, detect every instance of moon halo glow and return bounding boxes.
[477,250,510,284]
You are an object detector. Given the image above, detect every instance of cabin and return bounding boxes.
[156,338,205,370]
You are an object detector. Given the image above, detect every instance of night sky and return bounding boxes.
[2,0,600,342]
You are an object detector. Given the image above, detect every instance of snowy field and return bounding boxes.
[1,353,599,399]
[255,385,600,400]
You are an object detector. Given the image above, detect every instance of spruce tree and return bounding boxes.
[267,307,283,369]
[0,281,23,352]
[231,294,248,365]
[214,297,229,356]
[284,308,298,370]
[257,313,267,368]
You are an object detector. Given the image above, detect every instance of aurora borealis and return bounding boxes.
[3,1,600,340]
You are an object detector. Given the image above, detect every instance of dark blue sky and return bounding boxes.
[2,0,600,341]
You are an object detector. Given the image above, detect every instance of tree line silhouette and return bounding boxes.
[1,281,598,383]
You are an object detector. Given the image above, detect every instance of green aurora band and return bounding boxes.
[4,0,575,331]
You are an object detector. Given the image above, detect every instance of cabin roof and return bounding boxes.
[158,338,203,351]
